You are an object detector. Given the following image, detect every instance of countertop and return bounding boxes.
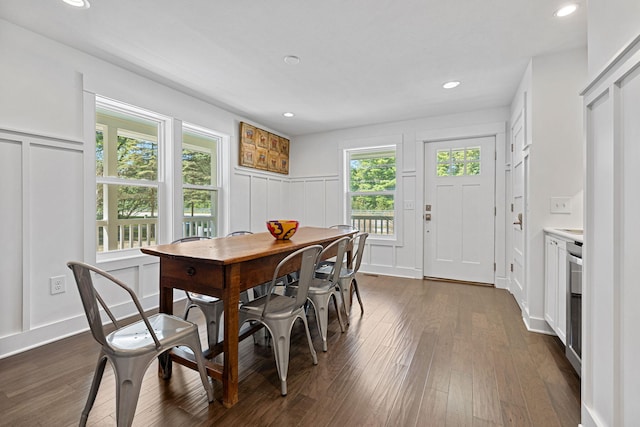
[544,227,583,243]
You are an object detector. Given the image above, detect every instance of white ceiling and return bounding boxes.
[0,0,586,136]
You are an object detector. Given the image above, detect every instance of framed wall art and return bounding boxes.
[239,122,289,175]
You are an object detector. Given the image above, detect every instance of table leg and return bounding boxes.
[158,264,174,378]
[222,264,241,407]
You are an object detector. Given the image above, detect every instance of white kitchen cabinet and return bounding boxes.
[544,234,567,344]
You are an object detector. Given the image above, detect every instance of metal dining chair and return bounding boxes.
[239,244,323,396]
[315,232,369,322]
[174,236,225,350]
[306,236,350,351]
[311,224,358,277]
[178,232,265,348]
[67,261,214,427]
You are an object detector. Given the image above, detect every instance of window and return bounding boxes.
[95,97,224,255]
[96,100,163,253]
[436,147,481,176]
[182,125,221,238]
[347,147,396,237]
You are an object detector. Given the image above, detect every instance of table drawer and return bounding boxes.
[161,258,224,295]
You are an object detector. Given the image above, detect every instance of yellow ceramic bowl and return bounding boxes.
[266,220,299,240]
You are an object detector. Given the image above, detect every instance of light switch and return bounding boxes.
[404,200,415,210]
[550,197,571,214]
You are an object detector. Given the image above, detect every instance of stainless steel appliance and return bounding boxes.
[566,241,582,376]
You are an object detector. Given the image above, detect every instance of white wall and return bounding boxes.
[587,0,640,78]
[292,109,510,280]
[528,48,587,332]
[0,19,294,357]
[508,48,586,333]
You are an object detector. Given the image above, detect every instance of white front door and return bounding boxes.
[423,136,496,284]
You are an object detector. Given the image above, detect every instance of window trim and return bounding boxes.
[180,122,223,239]
[95,96,170,260]
[343,143,400,244]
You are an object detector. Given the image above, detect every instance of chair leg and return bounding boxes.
[113,356,150,427]
[300,313,318,366]
[205,304,224,349]
[332,293,346,333]
[183,334,215,403]
[339,278,352,324]
[80,353,108,427]
[158,351,172,380]
[264,320,293,396]
[352,278,364,314]
[308,296,328,352]
[182,302,196,320]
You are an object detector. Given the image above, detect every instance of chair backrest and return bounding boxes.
[351,232,369,273]
[319,236,350,285]
[67,261,162,350]
[262,245,323,314]
[330,224,359,232]
[227,231,253,236]
[172,236,211,244]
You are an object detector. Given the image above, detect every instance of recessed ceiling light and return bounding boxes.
[442,81,461,89]
[62,0,90,8]
[283,56,301,65]
[554,4,578,17]
[283,112,295,118]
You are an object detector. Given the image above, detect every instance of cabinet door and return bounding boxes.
[556,240,567,344]
[544,235,558,330]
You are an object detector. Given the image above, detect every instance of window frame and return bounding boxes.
[180,122,223,239]
[91,96,226,264]
[95,96,169,261]
[344,144,399,243]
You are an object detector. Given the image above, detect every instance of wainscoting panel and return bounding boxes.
[249,176,268,232]
[29,142,84,329]
[0,137,23,338]
[303,180,327,227]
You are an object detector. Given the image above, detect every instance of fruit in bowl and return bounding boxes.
[266,220,299,240]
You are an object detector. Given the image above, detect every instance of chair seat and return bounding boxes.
[315,263,352,280]
[308,277,337,294]
[241,294,299,319]
[106,313,197,355]
[188,293,221,304]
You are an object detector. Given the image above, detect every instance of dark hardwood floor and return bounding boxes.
[0,275,580,426]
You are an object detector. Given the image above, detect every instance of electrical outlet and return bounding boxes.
[50,275,66,295]
[550,197,571,214]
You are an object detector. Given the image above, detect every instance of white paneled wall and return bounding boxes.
[0,129,85,348]
[29,143,84,328]
[582,33,640,427]
[287,171,423,279]
[303,180,328,226]
[290,177,340,228]
[231,169,292,233]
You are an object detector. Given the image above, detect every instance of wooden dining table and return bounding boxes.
[140,226,355,407]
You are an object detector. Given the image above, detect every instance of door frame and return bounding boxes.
[416,122,508,287]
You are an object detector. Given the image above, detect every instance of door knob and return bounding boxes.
[513,213,523,230]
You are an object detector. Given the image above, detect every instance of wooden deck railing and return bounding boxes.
[351,215,394,235]
[97,216,216,252]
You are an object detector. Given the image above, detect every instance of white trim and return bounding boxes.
[581,32,640,96]
[21,136,31,332]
